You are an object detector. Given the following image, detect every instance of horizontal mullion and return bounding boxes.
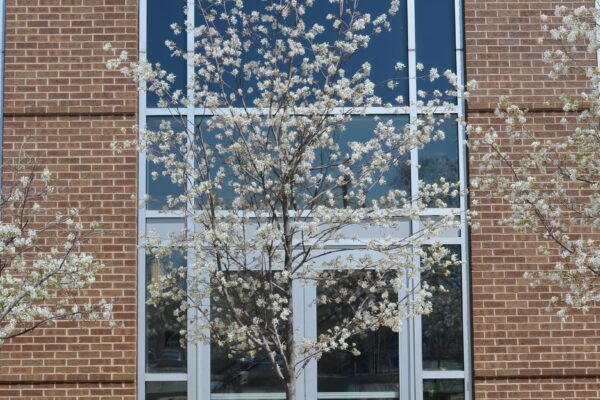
[145,107,188,116]
[420,237,463,245]
[422,370,465,380]
[211,393,285,400]
[145,209,458,219]
[144,372,187,381]
[419,208,461,216]
[192,106,412,116]
[145,210,186,218]
[317,392,398,399]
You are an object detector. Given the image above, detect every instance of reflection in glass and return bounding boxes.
[193,116,239,207]
[415,0,456,102]
[341,1,409,104]
[211,344,285,394]
[311,116,410,209]
[146,252,187,373]
[419,119,459,208]
[146,117,187,210]
[422,246,463,371]
[146,381,187,400]
[423,379,465,400]
[210,271,286,394]
[317,271,399,394]
[194,1,408,107]
[147,0,187,107]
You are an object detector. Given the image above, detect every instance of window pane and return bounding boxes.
[194,116,238,207]
[423,379,464,400]
[314,116,411,209]
[422,246,463,371]
[210,271,286,394]
[415,0,456,103]
[146,252,187,373]
[341,2,409,104]
[210,346,285,394]
[146,381,187,400]
[418,119,459,208]
[317,271,399,394]
[146,117,187,211]
[147,0,187,107]
[195,1,408,107]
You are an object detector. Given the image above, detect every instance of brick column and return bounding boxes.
[464,1,600,399]
[0,1,138,399]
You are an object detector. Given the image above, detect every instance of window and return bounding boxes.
[139,1,470,399]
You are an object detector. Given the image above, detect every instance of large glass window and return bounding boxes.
[140,1,469,399]
[146,252,187,373]
[317,271,399,397]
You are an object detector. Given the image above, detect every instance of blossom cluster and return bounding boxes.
[469,4,600,320]
[0,152,113,345]
[107,0,465,395]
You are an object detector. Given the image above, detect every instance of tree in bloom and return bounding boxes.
[0,151,113,346]
[469,4,600,320]
[107,0,470,398]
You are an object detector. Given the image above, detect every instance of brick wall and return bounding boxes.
[465,0,600,399]
[0,1,138,399]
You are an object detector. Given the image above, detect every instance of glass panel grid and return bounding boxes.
[140,0,470,399]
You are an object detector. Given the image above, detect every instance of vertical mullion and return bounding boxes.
[303,280,318,400]
[138,0,148,398]
[292,278,306,400]
[406,1,419,400]
[454,0,472,399]
[186,0,197,396]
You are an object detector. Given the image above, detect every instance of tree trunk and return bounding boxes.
[285,373,297,400]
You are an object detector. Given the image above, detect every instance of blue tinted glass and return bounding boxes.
[194,1,408,107]
[418,118,459,208]
[416,0,456,103]
[194,116,239,207]
[147,0,187,107]
[303,1,409,106]
[423,379,465,400]
[328,115,411,208]
[345,2,409,104]
[195,0,275,107]
[146,252,187,373]
[146,117,187,210]
[422,246,463,371]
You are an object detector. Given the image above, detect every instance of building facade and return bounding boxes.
[0,0,599,400]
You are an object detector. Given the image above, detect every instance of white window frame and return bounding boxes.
[137,0,471,399]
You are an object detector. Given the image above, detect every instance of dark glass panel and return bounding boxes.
[146,117,187,211]
[317,271,399,393]
[193,116,239,207]
[146,381,187,400]
[303,1,409,105]
[423,379,465,400]
[210,271,286,394]
[147,0,187,107]
[146,251,187,373]
[418,118,459,208]
[312,115,410,208]
[422,245,463,371]
[415,0,456,103]
[194,1,408,107]
[210,345,285,394]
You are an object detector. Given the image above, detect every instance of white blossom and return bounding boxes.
[0,152,113,346]
[107,1,464,396]
[469,4,600,321]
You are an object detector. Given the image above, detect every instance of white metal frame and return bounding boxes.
[138,1,470,399]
